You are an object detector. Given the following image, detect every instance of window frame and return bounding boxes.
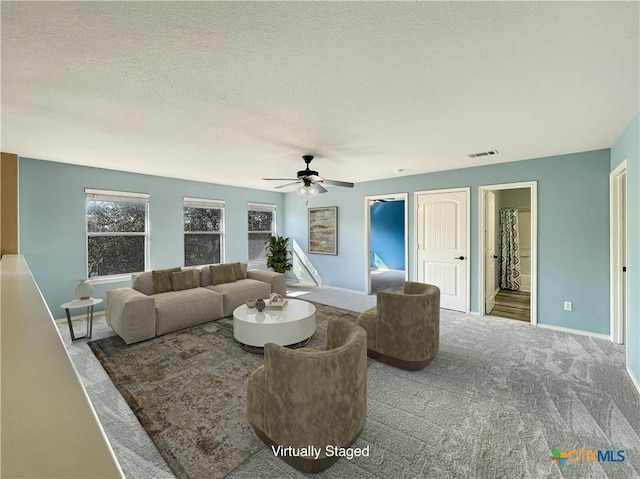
[183,197,225,267]
[85,188,150,282]
[247,202,276,264]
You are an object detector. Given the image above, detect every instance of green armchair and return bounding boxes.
[246,317,367,473]
[357,281,440,370]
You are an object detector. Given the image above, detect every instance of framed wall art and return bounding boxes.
[308,206,337,255]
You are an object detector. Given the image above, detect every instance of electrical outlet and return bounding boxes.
[564,301,573,311]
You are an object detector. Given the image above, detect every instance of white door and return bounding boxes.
[416,189,469,312]
[484,191,497,314]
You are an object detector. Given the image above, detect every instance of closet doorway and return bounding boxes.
[479,182,537,325]
[364,194,408,294]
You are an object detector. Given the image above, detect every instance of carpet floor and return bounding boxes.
[370,268,405,294]
[88,303,362,479]
[229,309,640,479]
[88,305,640,479]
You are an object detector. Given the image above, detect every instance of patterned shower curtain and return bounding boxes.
[499,208,521,291]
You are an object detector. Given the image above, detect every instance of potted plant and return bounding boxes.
[266,235,293,274]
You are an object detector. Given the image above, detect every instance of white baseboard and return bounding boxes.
[287,280,316,287]
[627,366,640,396]
[321,284,372,296]
[536,323,609,340]
[288,281,370,296]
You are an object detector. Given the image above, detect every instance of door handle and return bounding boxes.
[493,255,498,259]
[455,256,465,260]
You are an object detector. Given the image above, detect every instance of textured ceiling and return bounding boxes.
[1,2,638,191]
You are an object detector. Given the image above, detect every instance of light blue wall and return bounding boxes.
[370,200,405,270]
[611,113,640,384]
[285,149,611,335]
[19,159,284,316]
[19,148,614,337]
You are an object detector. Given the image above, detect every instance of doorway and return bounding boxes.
[610,161,628,346]
[364,194,408,294]
[479,182,537,325]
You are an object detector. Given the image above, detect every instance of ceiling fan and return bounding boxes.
[263,155,354,199]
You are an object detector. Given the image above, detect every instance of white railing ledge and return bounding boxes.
[0,254,124,478]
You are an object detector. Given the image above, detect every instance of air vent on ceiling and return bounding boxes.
[468,149,499,158]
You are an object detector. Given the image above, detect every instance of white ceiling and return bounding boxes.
[2,2,638,191]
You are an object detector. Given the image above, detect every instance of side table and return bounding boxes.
[60,298,103,341]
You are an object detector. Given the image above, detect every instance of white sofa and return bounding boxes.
[106,263,286,344]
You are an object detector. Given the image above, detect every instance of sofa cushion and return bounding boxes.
[199,262,248,287]
[209,278,271,317]
[152,267,181,294]
[132,272,154,296]
[246,269,287,298]
[210,264,237,285]
[171,270,198,291]
[155,288,224,336]
[231,262,244,280]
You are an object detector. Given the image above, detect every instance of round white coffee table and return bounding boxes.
[233,299,316,353]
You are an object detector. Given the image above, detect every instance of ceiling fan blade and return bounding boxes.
[274,181,302,189]
[262,156,352,192]
[319,178,355,188]
[313,182,328,194]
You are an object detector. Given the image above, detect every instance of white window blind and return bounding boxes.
[247,202,276,212]
[85,188,150,203]
[184,197,225,209]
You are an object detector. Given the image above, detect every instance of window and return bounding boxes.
[86,189,149,278]
[248,203,276,262]
[184,198,224,266]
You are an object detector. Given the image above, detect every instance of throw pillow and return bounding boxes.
[170,270,198,291]
[210,264,237,285]
[152,267,181,294]
[231,262,244,280]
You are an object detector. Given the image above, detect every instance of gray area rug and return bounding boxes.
[228,310,640,479]
[88,303,361,479]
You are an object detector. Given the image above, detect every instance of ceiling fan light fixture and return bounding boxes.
[296,183,319,199]
[263,155,353,202]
